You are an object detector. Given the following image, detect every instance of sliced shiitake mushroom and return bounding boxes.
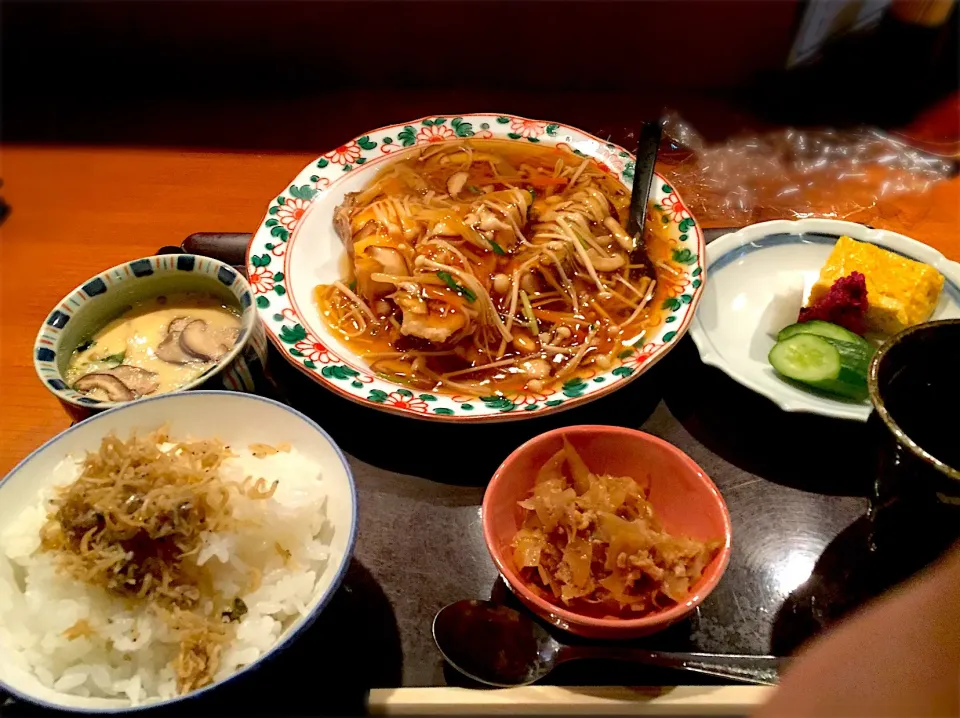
[156,333,194,364]
[103,365,159,396]
[155,316,195,364]
[74,373,135,402]
[179,319,235,361]
[167,316,193,334]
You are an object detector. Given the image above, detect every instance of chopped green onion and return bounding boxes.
[380,372,418,387]
[102,352,125,366]
[488,239,506,256]
[348,279,357,291]
[519,290,539,335]
[468,185,481,193]
[572,228,591,249]
[436,271,477,303]
[528,188,537,202]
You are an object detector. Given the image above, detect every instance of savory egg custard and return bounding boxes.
[512,438,722,617]
[65,292,241,401]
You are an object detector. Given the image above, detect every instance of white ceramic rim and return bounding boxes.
[0,391,358,713]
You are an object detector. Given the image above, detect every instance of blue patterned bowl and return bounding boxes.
[33,255,268,418]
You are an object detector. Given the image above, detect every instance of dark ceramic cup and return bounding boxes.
[866,319,960,557]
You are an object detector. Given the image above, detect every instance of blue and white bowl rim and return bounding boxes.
[33,255,256,408]
[0,391,359,713]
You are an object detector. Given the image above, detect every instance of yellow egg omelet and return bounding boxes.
[807,236,944,336]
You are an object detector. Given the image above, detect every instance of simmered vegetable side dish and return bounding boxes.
[316,140,677,396]
[511,438,722,617]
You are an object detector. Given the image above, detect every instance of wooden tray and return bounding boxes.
[368,686,771,715]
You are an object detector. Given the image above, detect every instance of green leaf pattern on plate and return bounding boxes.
[279,324,307,344]
[398,126,417,147]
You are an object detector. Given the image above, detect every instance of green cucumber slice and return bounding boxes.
[768,334,871,400]
[769,334,841,382]
[777,320,865,345]
[824,337,873,378]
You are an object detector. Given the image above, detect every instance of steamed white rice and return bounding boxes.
[0,446,333,705]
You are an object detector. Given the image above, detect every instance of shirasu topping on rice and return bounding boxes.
[0,427,332,704]
[40,428,286,693]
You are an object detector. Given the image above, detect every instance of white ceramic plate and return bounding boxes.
[689,219,960,422]
[0,392,357,712]
[246,114,706,422]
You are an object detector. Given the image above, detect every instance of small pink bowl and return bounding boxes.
[482,425,732,639]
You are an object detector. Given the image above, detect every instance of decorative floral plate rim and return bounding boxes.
[247,113,706,422]
[689,218,960,422]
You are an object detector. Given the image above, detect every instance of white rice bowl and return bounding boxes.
[0,392,357,712]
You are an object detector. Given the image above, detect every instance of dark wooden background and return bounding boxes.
[5,0,954,152]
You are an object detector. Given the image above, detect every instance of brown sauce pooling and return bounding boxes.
[316,140,678,396]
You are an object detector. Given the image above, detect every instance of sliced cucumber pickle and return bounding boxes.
[777,320,866,346]
[769,334,841,382]
[768,334,870,400]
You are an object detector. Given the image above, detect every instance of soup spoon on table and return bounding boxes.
[433,600,787,687]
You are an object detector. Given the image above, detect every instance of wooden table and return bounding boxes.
[0,147,315,474]
[2,144,784,717]
[2,144,958,475]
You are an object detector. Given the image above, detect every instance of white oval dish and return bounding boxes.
[246,113,706,422]
[689,218,960,422]
[0,391,357,712]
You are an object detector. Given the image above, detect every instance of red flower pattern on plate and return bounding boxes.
[383,392,430,413]
[595,147,625,173]
[666,274,692,298]
[314,177,331,191]
[504,390,551,406]
[293,337,334,365]
[324,141,362,165]
[276,198,309,231]
[660,192,690,223]
[510,119,546,138]
[416,125,456,143]
[621,342,658,369]
[249,265,275,294]
[552,142,625,175]
[270,242,287,258]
